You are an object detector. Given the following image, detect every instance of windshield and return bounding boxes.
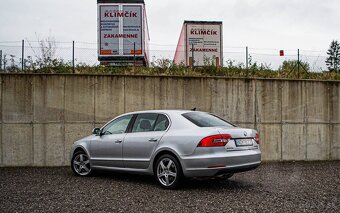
[182,112,235,127]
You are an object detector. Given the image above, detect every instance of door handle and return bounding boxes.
[148,138,158,142]
[115,139,123,144]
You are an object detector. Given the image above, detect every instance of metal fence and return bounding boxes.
[0,40,329,72]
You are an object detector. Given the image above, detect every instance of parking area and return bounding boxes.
[0,161,339,212]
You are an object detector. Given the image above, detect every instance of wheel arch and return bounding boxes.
[71,145,90,160]
[152,149,183,174]
[73,147,86,155]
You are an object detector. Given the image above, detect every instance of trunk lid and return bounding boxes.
[216,127,259,151]
[216,127,256,138]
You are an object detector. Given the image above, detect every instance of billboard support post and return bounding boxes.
[22,40,24,71]
[72,41,75,73]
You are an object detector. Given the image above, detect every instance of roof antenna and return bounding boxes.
[191,107,197,111]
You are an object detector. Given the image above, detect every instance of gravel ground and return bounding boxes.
[0,161,339,213]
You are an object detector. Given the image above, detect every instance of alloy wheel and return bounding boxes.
[157,158,178,187]
[73,152,91,176]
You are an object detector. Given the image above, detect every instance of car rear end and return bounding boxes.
[178,112,261,178]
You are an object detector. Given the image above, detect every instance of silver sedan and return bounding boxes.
[70,110,261,189]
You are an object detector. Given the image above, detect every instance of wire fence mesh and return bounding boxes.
[0,40,330,72]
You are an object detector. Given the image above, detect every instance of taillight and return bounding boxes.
[255,133,260,144]
[197,134,231,147]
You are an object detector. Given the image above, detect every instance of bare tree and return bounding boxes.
[24,34,72,73]
[39,36,57,65]
[26,34,58,69]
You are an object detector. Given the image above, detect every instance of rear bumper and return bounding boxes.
[180,149,261,177]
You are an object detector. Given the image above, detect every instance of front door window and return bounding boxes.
[102,114,133,135]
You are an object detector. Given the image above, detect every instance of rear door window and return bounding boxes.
[154,114,170,131]
[131,113,170,133]
[132,113,158,133]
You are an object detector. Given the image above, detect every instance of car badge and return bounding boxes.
[244,131,247,136]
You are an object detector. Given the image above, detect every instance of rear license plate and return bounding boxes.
[235,139,253,147]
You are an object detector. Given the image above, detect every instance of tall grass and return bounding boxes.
[2,58,339,80]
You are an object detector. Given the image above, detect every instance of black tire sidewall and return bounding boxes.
[155,154,182,189]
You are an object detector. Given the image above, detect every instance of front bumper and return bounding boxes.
[180,149,261,177]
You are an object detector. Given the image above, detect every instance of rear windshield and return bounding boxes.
[182,112,235,127]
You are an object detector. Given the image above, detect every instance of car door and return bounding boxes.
[123,113,170,169]
[90,114,133,168]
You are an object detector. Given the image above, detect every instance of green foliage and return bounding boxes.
[279,60,310,72]
[278,60,310,78]
[150,58,189,76]
[2,43,339,80]
[325,40,340,72]
[20,36,74,73]
[24,56,73,73]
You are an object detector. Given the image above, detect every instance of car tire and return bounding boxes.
[71,151,92,176]
[155,154,183,189]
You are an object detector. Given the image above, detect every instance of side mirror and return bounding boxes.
[92,128,101,135]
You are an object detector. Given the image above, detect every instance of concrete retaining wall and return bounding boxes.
[0,74,339,166]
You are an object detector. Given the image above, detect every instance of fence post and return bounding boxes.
[246,46,249,69]
[22,40,25,71]
[3,55,6,72]
[297,49,300,78]
[0,50,2,71]
[72,41,75,73]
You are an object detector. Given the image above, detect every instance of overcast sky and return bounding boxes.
[0,0,339,69]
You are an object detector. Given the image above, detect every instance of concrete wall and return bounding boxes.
[0,74,339,166]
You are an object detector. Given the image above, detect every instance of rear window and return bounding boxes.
[182,112,235,127]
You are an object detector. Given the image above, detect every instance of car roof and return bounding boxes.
[123,109,194,116]
[103,110,211,130]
